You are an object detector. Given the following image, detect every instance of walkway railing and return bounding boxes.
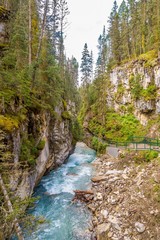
[106,136,160,151]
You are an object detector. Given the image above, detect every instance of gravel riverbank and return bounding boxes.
[81,151,160,240]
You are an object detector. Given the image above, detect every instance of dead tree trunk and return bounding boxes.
[0,174,24,240]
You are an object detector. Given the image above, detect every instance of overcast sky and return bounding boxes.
[65,0,122,66]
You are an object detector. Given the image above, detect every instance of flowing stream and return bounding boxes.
[26,142,96,240]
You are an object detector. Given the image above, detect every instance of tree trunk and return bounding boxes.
[32,0,49,86]
[0,174,24,240]
[36,0,49,61]
[28,0,32,65]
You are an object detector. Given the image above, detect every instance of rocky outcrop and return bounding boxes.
[6,106,73,200]
[108,59,160,125]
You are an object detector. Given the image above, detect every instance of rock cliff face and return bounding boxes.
[108,59,160,126]
[7,106,73,200]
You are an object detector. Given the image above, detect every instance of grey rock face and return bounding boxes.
[109,60,160,125]
[9,107,73,200]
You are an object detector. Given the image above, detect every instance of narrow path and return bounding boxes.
[107,147,119,158]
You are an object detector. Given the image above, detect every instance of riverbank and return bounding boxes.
[85,150,160,240]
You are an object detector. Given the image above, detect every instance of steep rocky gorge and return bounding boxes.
[1,104,74,200]
[11,109,73,199]
[108,56,160,129]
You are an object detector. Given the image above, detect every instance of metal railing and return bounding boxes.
[106,136,160,151]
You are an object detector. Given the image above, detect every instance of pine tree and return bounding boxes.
[108,0,121,64]
[96,26,108,76]
[119,0,131,59]
[80,43,92,86]
[58,0,69,66]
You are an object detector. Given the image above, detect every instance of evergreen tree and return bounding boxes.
[80,43,92,86]
[96,26,108,76]
[119,0,131,59]
[108,0,121,64]
[58,0,69,66]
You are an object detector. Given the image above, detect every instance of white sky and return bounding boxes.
[65,0,122,66]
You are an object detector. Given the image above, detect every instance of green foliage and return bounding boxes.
[145,151,158,161]
[88,111,146,142]
[77,102,87,126]
[20,137,45,166]
[80,43,93,85]
[4,196,48,233]
[87,84,97,106]
[106,0,160,68]
[71,119,83,144]
[129,74,143,100]
[141,85,157,101]
[138,50,157,62]
[114,83,125,101]
[134,150,158,163]
[37,140,45,151]
[0,0,79,118]
[129,74,157,101]
[91,136,107,153]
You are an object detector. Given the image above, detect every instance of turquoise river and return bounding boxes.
[25,142,96,240]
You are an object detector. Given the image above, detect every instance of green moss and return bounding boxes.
[138,50,157,61]
[138,50,158,68]
[61,111,71,120]
[0,43,9,48]
[141,85,157,101]
[0,115,19,132]
[37,216,46,224]
[37,139,45,151]
[62,99,67,111]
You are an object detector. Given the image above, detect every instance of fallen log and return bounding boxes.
[72,189,94,203]
[91,176,108,182]
[74,190,93,195]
